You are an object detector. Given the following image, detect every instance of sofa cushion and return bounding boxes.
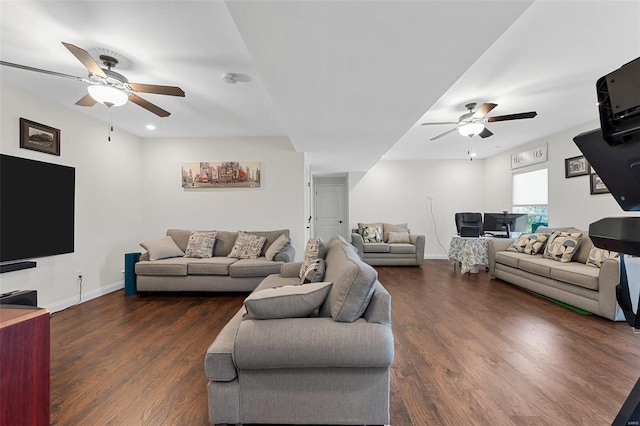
[187,257,238,275]
[139,236,185,261]
[135,257,190,276]
[184,231,217,258]
[494,251,524,268]
[387,231,411,244]
[248,229,290,257]
[363,243,390,253]
[361,225,383,243]
[299,237,326,278]
[321,241,378,322]
[301,259,327,284]
[550,263,600,290]
[165,229,192,252]
[228,231,267,259]
[586,246,619,268]
[229,258,283,278]
[212,231,238,257]
[383,223,408,243]
[507,233,549,255]
[358,222,383,236]
[243,282,333,320]
[543,231,583,263]
[264,234,290,261]
[518,256,557,278]
[389,243,416,254]
[570,229,593,264]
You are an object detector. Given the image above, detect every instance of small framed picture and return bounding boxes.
[565,155,590,178]
[590,173,609,195]
[20,118,60,156]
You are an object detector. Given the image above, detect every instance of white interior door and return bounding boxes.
[314,183,346,242]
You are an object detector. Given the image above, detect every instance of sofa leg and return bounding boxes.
[138,291,149,298]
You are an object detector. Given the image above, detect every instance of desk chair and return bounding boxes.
[455,212,483,236]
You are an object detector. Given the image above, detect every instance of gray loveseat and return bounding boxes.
[351,222,425,266]
[135,229,295,293]
[488,227,622,321]
[205,236,394,425]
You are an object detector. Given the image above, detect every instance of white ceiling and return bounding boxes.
[1,1,639,174]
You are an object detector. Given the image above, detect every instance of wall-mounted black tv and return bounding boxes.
[0,154,75,263]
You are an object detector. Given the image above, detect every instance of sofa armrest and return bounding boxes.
[234,317,394,369]
[351,233,365,258]
[487,239,514,277]
[139,252,150,262]
[274,244,295,263]
[281,261,303,278]
[410,234,425,265]
[598,258,622,320]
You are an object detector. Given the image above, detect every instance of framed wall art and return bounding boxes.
[20,118,60,156]
[590,173,609,195]
[182,161,261,188]
[565,155,590,178]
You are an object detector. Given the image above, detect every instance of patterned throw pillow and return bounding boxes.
[543,231,583,262]
[507,233,549,255]
[362,225,382,243]
[227,231,267,259]
[586,246,619,268]
[299,237,326,279]
[184,231,217,258]
[301,259,327,284]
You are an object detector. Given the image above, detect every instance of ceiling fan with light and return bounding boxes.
[422,102,537,140]
[0,42,185,117]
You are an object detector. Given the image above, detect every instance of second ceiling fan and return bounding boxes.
[422,102,537,140]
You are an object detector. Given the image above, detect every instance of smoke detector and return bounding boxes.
[222,73,237,84]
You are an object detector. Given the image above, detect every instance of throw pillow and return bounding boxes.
[299,237,326,279]
[383,223,408,242]
[184,231,217,258]
[543,231,583,263]
[243,282,333,320]
[264,234,290,261]
[361,225,382,243]
[586,246,619,268]
[301,259,327,284]
[507,233,549,255]
[227,231,267,259]
[387,231,411,244]
[140,236,185,261]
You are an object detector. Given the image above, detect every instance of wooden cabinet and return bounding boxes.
[0,306,50,425]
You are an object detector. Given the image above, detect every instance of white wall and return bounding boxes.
[349,159,485,257]
[139,137,306,258]
[483,121,634,230]
[0,84,144,311]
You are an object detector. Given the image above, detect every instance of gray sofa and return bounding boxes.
[205,236,394,425]
[135,229,295,293]
[488,227,622,321]
[351,222,425,266]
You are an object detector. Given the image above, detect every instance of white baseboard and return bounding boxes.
[45,280,124,313]
[425,254,449,260]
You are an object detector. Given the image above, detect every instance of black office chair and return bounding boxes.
[455,212,483,236]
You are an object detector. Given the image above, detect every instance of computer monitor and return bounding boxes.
[483,212,528,238]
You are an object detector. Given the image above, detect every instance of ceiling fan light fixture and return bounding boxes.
[458,122,485,137]
[87,85,128,107]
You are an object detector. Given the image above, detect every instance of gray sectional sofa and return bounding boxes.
[135,229,295,293]
[488,227,622,321]
[351,222,425,266]
[205,236,394,425]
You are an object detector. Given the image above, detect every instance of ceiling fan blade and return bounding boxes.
[129,82,185,97]
[472,102,498,118]
[62,42,106,78]
[128,94,170,117]
[421,121,458,126]
[478,128,493,138]
[487,111,537,122]
[75,93,97,106]
[0,60,84,81]
[430,127,459,141]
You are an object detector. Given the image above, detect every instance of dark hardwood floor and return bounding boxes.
[50,260,640,425]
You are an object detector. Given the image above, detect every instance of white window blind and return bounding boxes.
[513,168,548,205]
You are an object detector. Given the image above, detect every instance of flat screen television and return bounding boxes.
[483,212,527,238]
[0,154,75,263]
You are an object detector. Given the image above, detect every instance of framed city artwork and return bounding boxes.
[590,173,610,195]
[565,155,590,178]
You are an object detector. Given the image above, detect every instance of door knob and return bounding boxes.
[339,220,343,223]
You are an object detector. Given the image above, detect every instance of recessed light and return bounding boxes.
[146,124,156,130]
